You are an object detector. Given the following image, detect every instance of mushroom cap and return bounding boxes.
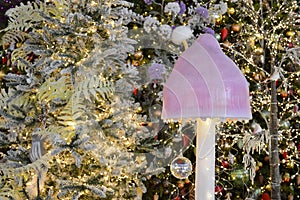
[162,34,252,121]
[171,26,193,45]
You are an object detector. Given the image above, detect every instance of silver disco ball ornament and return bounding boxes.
[170,156,193,179]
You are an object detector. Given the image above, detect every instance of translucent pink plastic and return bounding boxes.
[162,34,252,120]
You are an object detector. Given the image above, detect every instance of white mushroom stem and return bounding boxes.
[182,40,189,50]
[195,118,217,200]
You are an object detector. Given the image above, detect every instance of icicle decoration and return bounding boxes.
[30,134,45,162]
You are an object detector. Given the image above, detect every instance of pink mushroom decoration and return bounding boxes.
[162,33,252,199]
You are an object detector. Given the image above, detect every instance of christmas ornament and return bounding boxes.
[173,196,181,200]
[148,63,165,82]
[258,174,264,185]
[227,7,235,15]
[170,156,193,179]
[149,104,162,122]
[283,172,290,182]
[293,105,299,113]
[215,185,223,194]
[280,120,290,129]
[261,192,271,200]
[220,27,228,41]
[215,33,221,41]
[29,134,45,162]
[177,180,185,189]
[132,60,140,67]
[134,50,144,60]
[153,193,159,200]
[296,175,300,185]
[133,88,138,96]
[0,71,4,81]
[281,91,288,98]
[288,194,294,200]
[231,24,241,32]
[2,56,7,65]
[286,31,295,37]
[254,47,264,55]
[221,160,229,168]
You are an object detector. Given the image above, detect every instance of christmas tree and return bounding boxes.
[1,0,299,199]
[0,0,185,199]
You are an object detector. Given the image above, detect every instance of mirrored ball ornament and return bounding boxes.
[170,157,193,179]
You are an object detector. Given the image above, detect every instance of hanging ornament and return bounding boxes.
[283,172,290,182]
[170,157,193,179]
[282,150,288,159]
[221,160,230,168]
[293,105,299,113]
[2,56,7,65]
[227,7,235,15]
[288,194,294,200]
[281,91,288,98]
[177,180,185,189]
[261,192,271,200]
[254,47,264,55]
[220,27,228,41]
[134,50,144,60]
[215,16,223,25]
[286,31,295,37]
[148,63,165,88]
[280,120,290,129]
[132,60,140,67]
[215,185,223,194]
[288,42,293,48]
[149,104,162,123]
[214,33,221,41]
[258,174,264,185]
[173,196,181,200]
[29,134,45,162]
[0,71,4,81]
[153,193,159,200]
[296,175,300,185]
[133,88,138,96]
[231,24,241,32]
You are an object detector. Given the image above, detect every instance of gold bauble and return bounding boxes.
[254,47,264,55]
[286,30,295,37]
[227,7,235,15]
[231,24,241,32]
[134,50,143,60]
[132,60,140,67]
[215,16,223,25]
[16,42,22,48]
[0,71,4,81]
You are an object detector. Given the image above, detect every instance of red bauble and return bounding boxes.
[220,27,228,41]
[222,160,229,168]
[133,88,138,96]
[215,185,223,194]
[282,151,288,159]
[262,192,271,200]
[173,196,181,200]
[2,56,7,65]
